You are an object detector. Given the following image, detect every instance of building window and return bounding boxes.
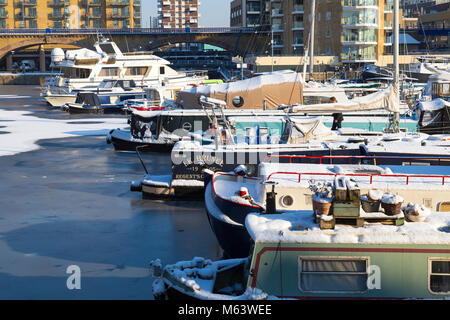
[299,257,369,293]
[326,12,331,21]
[429,259,450,294]
[29,20,37,28]
[93,19,101,28]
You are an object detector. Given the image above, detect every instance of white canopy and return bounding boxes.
[288,83,400,113]
[65,48,103,61]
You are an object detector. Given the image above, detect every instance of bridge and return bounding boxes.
[0,27,272,71]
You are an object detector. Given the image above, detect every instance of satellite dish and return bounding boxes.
[232,96,244,108]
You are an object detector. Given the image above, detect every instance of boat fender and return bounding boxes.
[130,180,142,192]
[203,169,214,187]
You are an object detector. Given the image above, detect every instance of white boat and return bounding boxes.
[204,160,450,258]
[42,37,209,106]
[152,160,450,300]
[44,79,146,108]
[409,56,450,82]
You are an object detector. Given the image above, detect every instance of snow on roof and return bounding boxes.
[259,162,450,190]
[185,71,303,95]
[245,210,450,245]
[416,98,450,112]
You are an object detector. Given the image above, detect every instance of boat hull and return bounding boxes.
[106,129,173,153]
[66,104,126,115]
[205,181,261,258]
[44,94,76,107]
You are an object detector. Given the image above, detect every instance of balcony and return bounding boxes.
[292,21,303,30]
[271,9,283,17]
[343,0,377,7]
[110,12,130,19]
[82,0,102,6]
[0,0,7,5]
[47,0,67,7]
[48,12,66,19]
[292,4,304,14]
[272,24,283,32]
[17,12,37,19]
[247,4,260,14]
[109,0,129,6]
[16,0,37,5]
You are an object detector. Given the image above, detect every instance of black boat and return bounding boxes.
[361,63,417,82]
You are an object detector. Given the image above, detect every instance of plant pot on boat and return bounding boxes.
[309,180,334,216]
[360,189,383,213]
[381,193,404,216]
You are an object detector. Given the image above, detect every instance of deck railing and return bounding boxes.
[266,171,450,186]
[263,155,450,166]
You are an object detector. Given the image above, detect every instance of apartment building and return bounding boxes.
[230,0,270,27]
[267,0,416,65]
[157,0,199,29]
[0,0,141,29]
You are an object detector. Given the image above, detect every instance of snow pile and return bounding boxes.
[152,278,166,296]
[246,210,450,245]
[381,194,404,205]
[368,189,384,201]
[0,109,126,157]
[403,202,431,222]
[312,194,333,203]
[241,287,268,300]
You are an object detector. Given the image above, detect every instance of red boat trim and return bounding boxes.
[211,172,262,209]
[263,154,450,165]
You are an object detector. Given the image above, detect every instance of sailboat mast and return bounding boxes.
[393,0,399,87]
[393,0,400,132]
[309,0,316,79]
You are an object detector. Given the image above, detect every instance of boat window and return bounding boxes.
[429,259,450,294]
[98,43,116,54]
[438,202,450,212]
[60,67,91,79]
[160,66,165,75]
[232,96,244,108]
[99,81,114,89]
[146,89,161,103]
[299,257,368,293]
[303,96,336,105]
[259,127,269,144]
[126,67,148,76]
[99,68,119,77]
[441,83,450,96]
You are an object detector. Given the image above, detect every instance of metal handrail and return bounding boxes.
[266,171,450,186]
[263,155,450,166]
[0,27,260,35]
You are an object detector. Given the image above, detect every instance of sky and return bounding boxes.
[141,0,231,27]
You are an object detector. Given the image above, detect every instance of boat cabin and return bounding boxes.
[431,81,450,101]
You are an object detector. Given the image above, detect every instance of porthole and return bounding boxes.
[281,195,294,207]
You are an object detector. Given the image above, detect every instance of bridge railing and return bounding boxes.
[0,27,266,35]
